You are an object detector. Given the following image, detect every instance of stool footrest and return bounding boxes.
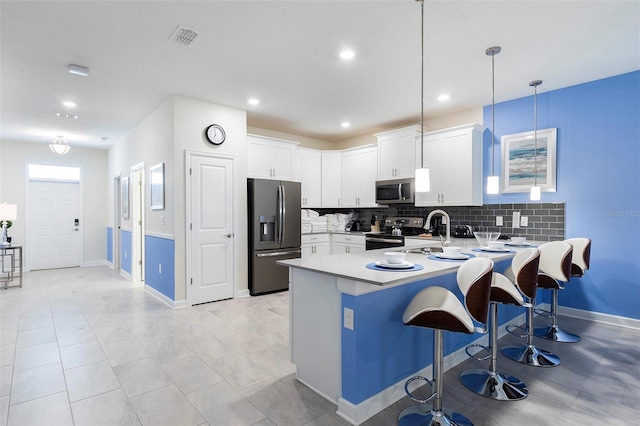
[534,307,552,318]
[404,376,436,404]
[506,324,527,339]
[464,343,491,361]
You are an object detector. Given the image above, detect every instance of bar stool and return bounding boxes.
[501,246,562,367]
[534,238,587,342]
[398,257,493,426]
[459,251,533,401]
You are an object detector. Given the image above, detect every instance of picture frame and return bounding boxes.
[150,163,165,210]
[121,176,130,219]
[501,127,557,193]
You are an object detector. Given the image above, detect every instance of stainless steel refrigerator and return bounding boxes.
[247,178,301,295]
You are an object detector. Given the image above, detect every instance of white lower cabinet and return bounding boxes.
[331,234,365,254]
[302,234,330,258]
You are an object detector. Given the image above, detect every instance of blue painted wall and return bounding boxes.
[482,71,640,320]
[144,235,175,301]
[342,260,517,404]
[106,227,113,263]
[120,229,132,275]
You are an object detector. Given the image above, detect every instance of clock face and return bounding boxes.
[206,124,225,145]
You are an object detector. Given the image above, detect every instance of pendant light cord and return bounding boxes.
[491,53,495,175]
[530,80,542,187]
[420,0,424,167]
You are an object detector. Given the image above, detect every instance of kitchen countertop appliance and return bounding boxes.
[453,225,475,238]
[248,178,301,295]
[365,217,424,250]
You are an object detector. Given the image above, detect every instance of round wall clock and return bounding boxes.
[205,124,226,145]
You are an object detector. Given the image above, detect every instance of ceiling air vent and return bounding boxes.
[168,25,199,46]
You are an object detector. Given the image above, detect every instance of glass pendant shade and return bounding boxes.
[50,136,70,155]
[486,175,499,194]
[415,167,430,192]
[530,186,541,201]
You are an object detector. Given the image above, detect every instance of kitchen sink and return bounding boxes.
[403,246,443,254]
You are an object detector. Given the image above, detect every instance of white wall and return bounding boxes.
[0,139,108,267]
[172,96,247,301]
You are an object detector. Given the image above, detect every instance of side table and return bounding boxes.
[1,245,22,289]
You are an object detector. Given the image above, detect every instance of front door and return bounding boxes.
[188,154,234,305]
[28,181,81,270]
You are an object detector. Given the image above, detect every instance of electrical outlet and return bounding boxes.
[441,216,447,225]
[520,216,529,227]
[512,212,520,229]
[344,307,354,330]
[496,216,503,226]
[158,264,162,274]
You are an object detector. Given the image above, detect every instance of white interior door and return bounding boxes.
[28,181,81,270]
[189,154,234,304]
[131,166,144,282]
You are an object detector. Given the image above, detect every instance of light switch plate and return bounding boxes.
[520,216,529,227]
[344,307,354,330]
[496,216,503,226]
[512,212,520,228]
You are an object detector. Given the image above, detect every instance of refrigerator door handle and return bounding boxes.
[281,185,286,243]
[256,249,302,258]
[277,185,284,244]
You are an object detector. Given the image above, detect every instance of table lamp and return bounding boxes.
[0,203,17,246]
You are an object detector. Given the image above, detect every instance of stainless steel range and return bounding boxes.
[365,217,424,250]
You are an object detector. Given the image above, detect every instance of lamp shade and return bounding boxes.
[0,203,17,221]
[415,167,430,192]
[530,186,541,201]
[486,175,500,195]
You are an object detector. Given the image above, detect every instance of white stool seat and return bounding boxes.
[403,286,474,334]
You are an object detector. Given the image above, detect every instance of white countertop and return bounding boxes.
[280,238,536,286]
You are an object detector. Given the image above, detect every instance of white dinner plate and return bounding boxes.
[479,246,510,252]
[433,253,470,260]
[374,261,415,269]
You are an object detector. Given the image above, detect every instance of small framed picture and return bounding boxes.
[150,163,165,210]
[121,176,129,219]
[501,128,557,193]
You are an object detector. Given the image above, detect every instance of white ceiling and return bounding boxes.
[1,0,638,149]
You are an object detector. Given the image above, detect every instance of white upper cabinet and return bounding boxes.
[341,145,378,207]
[415,123,483,207]
[321,151,342,208]
[375,126,421,180]
[296,148,322,207]
[247,134,298,180]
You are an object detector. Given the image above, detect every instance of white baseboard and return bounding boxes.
[335,309,528,425]
[237,289,250,298]
[558,305,640,330]
[144,284,187,310]
[120,270,132,281]
[82,260,108,267]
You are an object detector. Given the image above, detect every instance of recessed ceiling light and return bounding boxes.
[63,101,77,108]
[339,49,355,60]
[68,64,89,77]
[248,98,260,106]
[437,94,450,101]
[56,112,78,119]
[341,122,351,128]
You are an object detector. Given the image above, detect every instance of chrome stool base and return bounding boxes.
[533,325,580,343]
[501,345,560,367]
[459,369,528,401]
[398,404,473,426]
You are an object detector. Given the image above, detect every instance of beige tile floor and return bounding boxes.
[1,266,638,425]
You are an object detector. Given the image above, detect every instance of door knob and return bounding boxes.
[226,233,233,238]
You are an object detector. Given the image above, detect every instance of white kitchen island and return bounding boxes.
[278,239,526,425]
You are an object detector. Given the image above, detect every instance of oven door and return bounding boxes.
[365,235,405,250]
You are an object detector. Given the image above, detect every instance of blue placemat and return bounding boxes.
[366,263,424,272]
[427,253,476,262]
[472,248,515,254]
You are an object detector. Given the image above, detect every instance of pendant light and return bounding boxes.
[485,46,501,194]
[414,0,430,193]
[49,135,70,155]
[529,80,542,200]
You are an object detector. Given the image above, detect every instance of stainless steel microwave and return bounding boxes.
[375,178,414,204]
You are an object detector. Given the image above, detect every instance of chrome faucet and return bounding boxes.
[424,209,451,244]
